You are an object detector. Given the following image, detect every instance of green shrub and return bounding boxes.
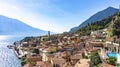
[33,48,39,54]
[107,57,117,65]
[89,51,101,67]
[21,61,26,66]
[21,56,26,61]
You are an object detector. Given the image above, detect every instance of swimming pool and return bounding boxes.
[107,52,120,63]
[107,52,117,58]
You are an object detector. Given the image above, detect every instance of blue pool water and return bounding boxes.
[107,52,120,63]
[107,52,117,58]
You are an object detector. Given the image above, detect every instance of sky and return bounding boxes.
[0,0,120,33]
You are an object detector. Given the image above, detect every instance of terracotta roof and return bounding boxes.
[36,61,45,66]
[23,63,32,67]
[102,63,115,67]
[71,55,81,60]
[26,55,42,62]
[36,61,52,67]
[62,62,73,67]
[90,42,103,47]
[74,59,90,67]
[52,57,66,66]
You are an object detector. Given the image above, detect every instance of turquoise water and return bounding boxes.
[107,52,117,58]
[0,35,24,67]
[107,52,120,63]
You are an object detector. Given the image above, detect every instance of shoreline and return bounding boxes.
[13,48,21,59]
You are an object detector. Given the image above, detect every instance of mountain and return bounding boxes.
[75,11,120,37]
[0,15,47,36]
[70,7,119,32]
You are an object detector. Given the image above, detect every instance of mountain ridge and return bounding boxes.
[75,11,120,37]
[70,7,119,32]
[0,15,47,36]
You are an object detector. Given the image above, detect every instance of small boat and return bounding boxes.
[7,45,14,49]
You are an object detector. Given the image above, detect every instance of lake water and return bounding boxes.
[0,35,24,67]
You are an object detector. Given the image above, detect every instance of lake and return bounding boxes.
[0,35,24,67]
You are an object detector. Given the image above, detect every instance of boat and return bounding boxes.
[7,45,14,49]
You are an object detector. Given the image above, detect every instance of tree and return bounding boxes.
[115,38,120,44]
[33,48,39,54]
[21,55,27,66]
[21,61,26,66]
[107,57,117,65]
[90,51,101,67]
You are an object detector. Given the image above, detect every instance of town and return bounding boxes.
[13,28,120,67]
[12,8,120,67]
[0,0,120,67]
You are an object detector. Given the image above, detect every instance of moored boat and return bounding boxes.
[7,45,14,49]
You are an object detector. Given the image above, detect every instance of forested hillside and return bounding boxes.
[75,11,120,37]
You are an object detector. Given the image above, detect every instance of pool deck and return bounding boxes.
[117,54,120,63]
